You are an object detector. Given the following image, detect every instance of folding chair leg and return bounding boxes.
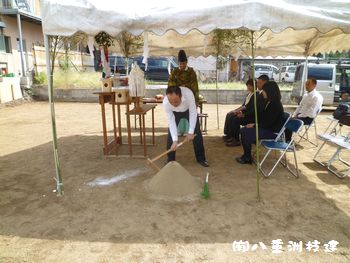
[338,152,350,166]
[280,145,299,177]
[289,148,300,177]
[259,149,271,167]
[313,141,328,167]
[313,122,318,146]
[327,148,348,179]
[324,120,334,134]
[297,124,318,147]
[259,149,289,178]
[280,152,288,167]
[297,127,307,144]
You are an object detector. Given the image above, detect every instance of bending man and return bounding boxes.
[163,86,209,167]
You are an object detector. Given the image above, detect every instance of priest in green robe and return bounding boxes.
[168,50,200,105]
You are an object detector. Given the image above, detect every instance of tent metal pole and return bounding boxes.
[44,34,64,196]
[251,30,260,201]
[300,56,309,100]
[300,41,311,100]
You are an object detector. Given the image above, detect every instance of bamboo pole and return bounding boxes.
[216,68,219,129]
[44,35,64,196]
[250,31,260,201]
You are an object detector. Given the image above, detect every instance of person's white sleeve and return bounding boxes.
[187,90,198,134]
[310,95,322,117]
[310,96,320,118]
[317,94,323,113]
[163,100,178,142]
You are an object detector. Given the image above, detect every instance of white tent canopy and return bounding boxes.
[42,0,350,36]
[145,28,350,57]
[41,0,350,57]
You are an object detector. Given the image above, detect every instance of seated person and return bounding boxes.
[340,91,350,102]
[223,79,259,146]
[223,75,269,146]
[236,81,285,164]
[339,71,349,91]
[285,78,323,141]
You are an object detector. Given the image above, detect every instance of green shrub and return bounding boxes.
[34,71,47,84]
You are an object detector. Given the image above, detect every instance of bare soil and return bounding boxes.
[0,101,349,262]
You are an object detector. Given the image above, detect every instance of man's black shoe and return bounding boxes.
[225,139,241,147]
[222,136,233,142]
[198,160,209,167]
[235,156,252,164]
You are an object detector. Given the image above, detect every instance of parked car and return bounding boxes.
[254,64,279,80]
[291,63,350,105]
[108,56,132,74]
[280,65,296,82]
[108,55,178,81]
[133,56,177,81]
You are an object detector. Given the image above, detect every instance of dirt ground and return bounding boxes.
[0,101,349,263]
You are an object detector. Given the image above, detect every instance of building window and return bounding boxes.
[0,35,11,53]
[16,37,26,52]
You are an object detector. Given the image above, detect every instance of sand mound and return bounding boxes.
[145,161,202,201]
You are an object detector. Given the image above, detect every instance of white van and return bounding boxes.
[254,64,279,80]
[291,63,350,105]
[280,65,296,82]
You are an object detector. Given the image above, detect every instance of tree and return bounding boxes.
[210,29,252,129]
[115,31,143,74]
[60,33,87,72]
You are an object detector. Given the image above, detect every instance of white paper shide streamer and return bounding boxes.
[128,64,145,97]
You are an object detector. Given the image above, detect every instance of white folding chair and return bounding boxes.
[313,115,350,178]
[297,108,322,147]
[323,116,339,135]
[259,119,304,178]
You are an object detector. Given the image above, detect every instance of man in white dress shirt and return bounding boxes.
[285,78,323,141]
[163,86,209,167]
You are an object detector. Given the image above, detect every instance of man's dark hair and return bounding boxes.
[309,78,317,85]
[258,74,270,82]
[262,81,281,102]
[166,86,182,97]
[246,79,255,86]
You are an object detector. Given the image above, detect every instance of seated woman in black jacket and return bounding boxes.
[223,79,265,146]
[236,81,285,164]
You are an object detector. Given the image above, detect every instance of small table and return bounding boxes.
[198,99,207,114]
[93,91,118,155]
[142,97,163,104]
[126,104,157,157]
[110,100,131,145]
